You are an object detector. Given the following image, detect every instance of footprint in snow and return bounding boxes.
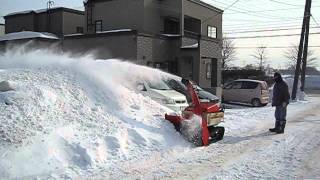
[130,104,140,110]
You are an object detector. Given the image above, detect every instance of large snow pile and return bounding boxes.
[0,46,190,178]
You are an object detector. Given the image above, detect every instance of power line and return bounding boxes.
[223,0,242,11]
[224,22,302,29]
[225,32,320,39]
[211,0,304,19]
[268,0,303,7]
[224,17,302,23]
[223,19,303,27]
[311,15,320,27]
[224,26,320,34]
[208,0,302,20]
[224,24,307,31]
[233,45,320,49]
[225,6,320,14]
[202,0,242,23]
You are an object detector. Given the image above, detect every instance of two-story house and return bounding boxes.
[64,0,223,96]
[4,7,84,37]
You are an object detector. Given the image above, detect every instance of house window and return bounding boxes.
[95,20,102,33]
[207,26,217,38]
[206,62,211,79]
[184,15,201,35]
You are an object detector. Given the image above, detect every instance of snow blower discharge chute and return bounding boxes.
[165,79,225,146]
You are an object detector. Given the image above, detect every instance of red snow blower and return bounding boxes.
[165,79,225,146]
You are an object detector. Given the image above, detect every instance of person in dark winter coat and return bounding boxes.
[270,72,290,134]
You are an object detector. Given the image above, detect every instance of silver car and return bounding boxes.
[222,79,269,107]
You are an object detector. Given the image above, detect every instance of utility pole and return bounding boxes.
[300,0,312,92]
[291,0,312,100]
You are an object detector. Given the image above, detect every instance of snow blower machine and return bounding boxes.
[165,79,225,146]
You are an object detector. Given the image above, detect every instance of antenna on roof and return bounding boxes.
[46,0,54,33]
[47,0,54,10]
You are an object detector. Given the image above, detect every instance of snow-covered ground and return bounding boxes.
[0,46,319,179]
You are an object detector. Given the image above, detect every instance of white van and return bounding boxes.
[137,80,189,113]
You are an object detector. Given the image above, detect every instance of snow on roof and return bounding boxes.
[181,43,199,49]
[0,31,59,42]
[5,10,34,17]
[161,34,181,37]
[5,8,60,17]
[5,7,84,17]
[64,33,84,37]
[96,29,132,34]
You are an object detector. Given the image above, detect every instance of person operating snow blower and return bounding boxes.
[269,72,290,134]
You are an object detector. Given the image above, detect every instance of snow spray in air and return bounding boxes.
[180,114,203,146]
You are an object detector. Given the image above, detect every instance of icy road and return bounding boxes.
[0,47,319,179]
[91,95,320,179]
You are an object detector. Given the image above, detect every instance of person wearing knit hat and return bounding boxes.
[269,72,290,134]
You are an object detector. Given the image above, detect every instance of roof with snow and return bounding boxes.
[64,29,134,38]
[0,31,59,42]
[181,43,199,49]
[5,7,84,18]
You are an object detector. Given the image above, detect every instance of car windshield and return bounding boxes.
[147,80,172,90]
[193,85,203,91]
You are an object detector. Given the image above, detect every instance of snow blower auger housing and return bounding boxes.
[165,79,225,146]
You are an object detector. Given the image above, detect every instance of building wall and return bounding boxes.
[199,38,222,97]
[5,9,84,37]
[0,24,4,36]
[35,11,64,36]
[183,0,223,39]
[137,35,177,66]
[5,14,36,33]
[179,49,200,82]
[63,33,137,60]
[85,0,144,33]
[181,36,198,47]
[62,11,84,35]
[143,0,182,34]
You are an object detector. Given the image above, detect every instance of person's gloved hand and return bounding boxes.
[282,102,287,107]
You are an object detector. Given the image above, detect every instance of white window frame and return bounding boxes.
[207,26,217,38]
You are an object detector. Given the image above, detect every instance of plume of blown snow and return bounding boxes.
[0,44,178,100]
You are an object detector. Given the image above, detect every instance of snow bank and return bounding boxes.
[0,45,189,178]
[0,81,14,92]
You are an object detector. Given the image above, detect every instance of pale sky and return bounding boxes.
[0,0,319,69]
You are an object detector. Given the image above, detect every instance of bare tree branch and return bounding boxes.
[251,45,267,70]
[284,45,318,70]
[222,38,237,69]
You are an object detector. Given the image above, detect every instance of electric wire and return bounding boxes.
[311,15,320,27]
[232,45,320,49]
[225,32,320,39]
[224,26,320,34]
[225,6,320,15]
[268,0,303,7]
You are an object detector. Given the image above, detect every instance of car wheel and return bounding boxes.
[252,98,261,107]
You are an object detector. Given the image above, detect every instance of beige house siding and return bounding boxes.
[5,14,36,33]
[62,11,84,35]
[86,0,144,34]
[63,33,137,60]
